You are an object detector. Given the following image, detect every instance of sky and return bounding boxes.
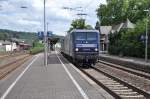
[0,0,106,36]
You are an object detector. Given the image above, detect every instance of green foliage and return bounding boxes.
[95,21,100,30]
[97,0,150,58]
[30,41,44,55]
[71,19,86,29]
[29,47,44,55]
[96,0,150,25]
[32,41,44,47]
[109,18,150,58]
[0,33,9,40]
[0,29,37,42]
[68,19,93,32]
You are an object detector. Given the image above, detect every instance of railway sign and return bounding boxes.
[38,31,44,40]
[47,31,53,37]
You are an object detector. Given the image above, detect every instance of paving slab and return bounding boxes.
[0,52,113,99]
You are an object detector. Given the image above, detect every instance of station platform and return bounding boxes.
[100,54,150,66]
[99,54,150,73]
[0,52,113,99]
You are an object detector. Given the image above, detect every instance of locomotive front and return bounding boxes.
[73,30,100,66]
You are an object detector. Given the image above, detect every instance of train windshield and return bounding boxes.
[75,33,86,40]
[87,32,97,41]
[75,32,97,41]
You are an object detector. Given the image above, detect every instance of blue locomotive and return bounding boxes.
[61,29,100,66]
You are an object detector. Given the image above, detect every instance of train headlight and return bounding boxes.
[75,48,79,51]
[95,48,98,51]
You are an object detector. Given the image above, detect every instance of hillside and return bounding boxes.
[0,29,63,44]
[0,29,37,40]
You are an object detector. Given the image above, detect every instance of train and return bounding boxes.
[61,29,100,67]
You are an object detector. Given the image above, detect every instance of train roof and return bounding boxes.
[70,29,99,33]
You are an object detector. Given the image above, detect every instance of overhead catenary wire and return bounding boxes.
[84,0,96,9]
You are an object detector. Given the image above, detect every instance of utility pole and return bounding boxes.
[47,22,51,53]
[144,9,149,62]
[145,17,148,62]
[44,0,47,66]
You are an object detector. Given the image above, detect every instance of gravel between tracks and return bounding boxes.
[96,63,150,92]
[0,54,29,67]
[0,55,32,79]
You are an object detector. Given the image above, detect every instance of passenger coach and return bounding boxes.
[61,29,100,66]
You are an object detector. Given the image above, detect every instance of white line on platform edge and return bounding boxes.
[0,54,39,99]
[62,56,96,85]
[56,51,89,99]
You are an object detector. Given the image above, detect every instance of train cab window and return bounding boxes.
[87,32,97,41]
[75,33,86,40]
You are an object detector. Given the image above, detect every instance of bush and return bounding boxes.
[30,47,44,55]
[108,19,150,58]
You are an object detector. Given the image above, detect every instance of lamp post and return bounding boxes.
[44,0,47,66]
[144,9,149,62]
[47,22,51,53]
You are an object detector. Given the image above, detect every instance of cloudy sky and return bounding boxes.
[0,0,106,36]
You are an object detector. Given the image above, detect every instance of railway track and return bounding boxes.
[0,54,32,79]
[61,53,150,98]
[98,60,150,80]
[0,52,28,59]
[81,67,150,99]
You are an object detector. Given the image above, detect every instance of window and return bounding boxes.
[75,32,86,40]
[87,32,97,41]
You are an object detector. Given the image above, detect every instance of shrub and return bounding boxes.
[108,18,150,58]
[30,47,44,55]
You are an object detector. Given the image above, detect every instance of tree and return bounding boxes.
[71,19,86,29]
[95,21,100,30]
[85,25,93,29]
[97,0,150,58]
[68,19,93,32]
[96,0,150,25]
[13,33,19,38]
[0,33,9,41]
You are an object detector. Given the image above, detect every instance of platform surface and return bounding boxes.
[100,54,150,66]
[0,52,113,99]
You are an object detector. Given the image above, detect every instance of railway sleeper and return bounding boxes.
[106,85,124,87]
[104,82,120,85]
[115,91,138,95]
[98,79,115,82]
[108,86,130,90]
[120,95,145,99]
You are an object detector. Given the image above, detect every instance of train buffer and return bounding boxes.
[0,51,114,99]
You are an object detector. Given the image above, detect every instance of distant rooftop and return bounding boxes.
[122,19,135,29]
[0,40,11,45]
[111,18,135,33]
[100,19,135,35]
[100,26,112,35]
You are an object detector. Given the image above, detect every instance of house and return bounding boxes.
[0,38,31,52]
[11,38,31,50]
[100,26,112,51]
[111,18,135,33]
[99,19,135,53]
[0,40,17,52]
[19,43,31,50]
